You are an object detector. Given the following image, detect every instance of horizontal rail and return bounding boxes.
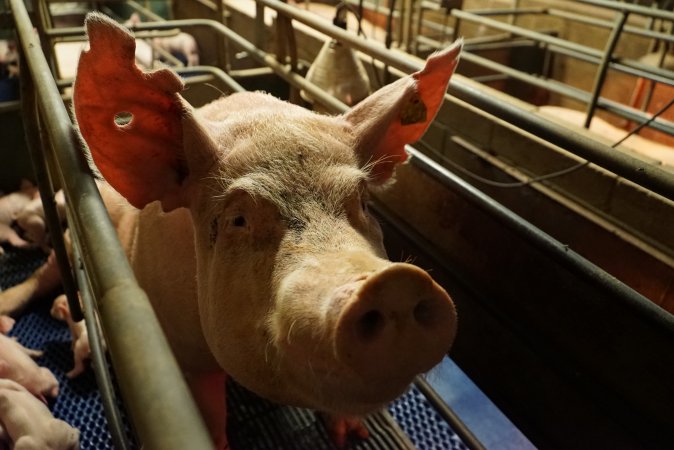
[577,0,674,21]
[9,1,213,449]
[453,9,674,89]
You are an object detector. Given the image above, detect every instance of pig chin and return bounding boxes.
[266,261,458,415]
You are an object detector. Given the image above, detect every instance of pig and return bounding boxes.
[44,12,459,448]
[0,333,59,401]
[13,190,67,250]
[50,295,90,379]
[0,378,79,450]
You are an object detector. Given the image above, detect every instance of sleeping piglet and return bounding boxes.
[0,333,59,401]
[0,379,79,450]
[73,13,461,448]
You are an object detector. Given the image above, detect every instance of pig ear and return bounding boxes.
[344,40,462,183]
[73,13,203,211]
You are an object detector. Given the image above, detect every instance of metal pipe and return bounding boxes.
[254,0,674,200]
[9,1,213,449]
[549,7,674,44]
[176,65,246,92]
[505,47,674,135]
[18,53,83,323]
[71,239,132,450]
[466,7,544,16]
[452,9,604,59]
[577,0,674,21]
[584,12,629,127]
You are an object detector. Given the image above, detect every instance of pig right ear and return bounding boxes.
[344,40,462,183]
[73,13,214,211]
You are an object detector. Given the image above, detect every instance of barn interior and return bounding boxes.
[1,1,673,449]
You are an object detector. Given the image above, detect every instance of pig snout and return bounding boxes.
[334,263,456,388]
[273,258,457,412]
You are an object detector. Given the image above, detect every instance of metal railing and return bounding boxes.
[9,1,213,449]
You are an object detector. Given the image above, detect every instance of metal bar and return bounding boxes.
[254,0,674,200]
[404,146,674,333]
[176,65,246,92]
[9,2,213,449]
[584,12,629,128]
[459,49,674,137]
[549,7,674,44]
[71,239,131,450]
[576,0,674,21]
[466,7,544,16]
[18,51,83,323]
[452,9,604,59]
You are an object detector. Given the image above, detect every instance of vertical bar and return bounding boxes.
[255,2,266,51]
[412,0,423,55]
[584,12,629,127]
[18,48,83,322]
[71,240,132,450]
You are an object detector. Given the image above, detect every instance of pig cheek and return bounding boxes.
[196,216,283,378]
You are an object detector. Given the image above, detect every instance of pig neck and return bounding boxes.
[130,202,219,372]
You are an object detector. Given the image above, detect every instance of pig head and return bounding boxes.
[74,11,459,430]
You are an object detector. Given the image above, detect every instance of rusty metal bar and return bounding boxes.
[9,1,213,449]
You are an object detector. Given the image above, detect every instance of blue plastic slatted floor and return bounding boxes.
[1,245,469,450]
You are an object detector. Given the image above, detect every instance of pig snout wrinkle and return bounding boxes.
[334,263,457,385]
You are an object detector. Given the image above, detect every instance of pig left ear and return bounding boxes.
[344,40,462,183]
[73,13,215,211]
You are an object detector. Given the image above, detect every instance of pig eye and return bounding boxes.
[232,215,246,227]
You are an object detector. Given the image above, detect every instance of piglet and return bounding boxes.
[14,190,67,250]
[0,333,59,401]
[0,378,79,450]
[50,295,90,379]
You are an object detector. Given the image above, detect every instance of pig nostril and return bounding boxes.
[413,299,436,327]
[114,111,133,127]
[356,309,385,341]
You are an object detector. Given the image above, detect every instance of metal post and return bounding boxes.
[584,12,629,128]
